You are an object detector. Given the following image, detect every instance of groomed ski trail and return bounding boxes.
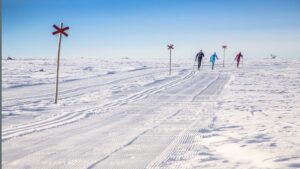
[3,69,230,169]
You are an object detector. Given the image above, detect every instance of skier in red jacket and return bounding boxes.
[235,52,243,68]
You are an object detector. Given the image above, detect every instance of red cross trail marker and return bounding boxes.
[52,24,69,37]
[52,22,70,104]
[167,44,174,75]
[167,44,174,50]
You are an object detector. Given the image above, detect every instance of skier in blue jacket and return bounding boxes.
[210,52,218,70]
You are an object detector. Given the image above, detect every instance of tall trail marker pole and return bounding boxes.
[167,44,174,75]
[222,45,227,67]
[52,23,69,104]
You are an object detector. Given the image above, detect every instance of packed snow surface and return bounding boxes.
[2,57,300,169]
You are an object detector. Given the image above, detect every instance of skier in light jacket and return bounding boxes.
[210,52,218,70]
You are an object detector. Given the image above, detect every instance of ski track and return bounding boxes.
[3,67,230,169]
[3,68,167,107]
[2,69,196,141]
[86,110,182,169]
[85,73,229,169]
[146,74,229,169]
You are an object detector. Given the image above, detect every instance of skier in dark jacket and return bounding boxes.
[235,52,243,68]
[195,50,205,70]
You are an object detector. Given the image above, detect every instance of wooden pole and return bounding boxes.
[54,23,63,104]
[223,48,225,67]
[169,49,172,75]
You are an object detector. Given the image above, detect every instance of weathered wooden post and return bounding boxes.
[167,44,174,75]
[52,23,69,104]
[222,45,227,67]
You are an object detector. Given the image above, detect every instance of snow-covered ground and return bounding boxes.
[2,57,300,169]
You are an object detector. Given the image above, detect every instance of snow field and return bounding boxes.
[2,58,300,169]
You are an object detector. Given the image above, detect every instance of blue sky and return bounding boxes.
[3,0,300,59]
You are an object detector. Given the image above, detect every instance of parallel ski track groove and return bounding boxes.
[146,73,229,169]
[87,110,182,169]
[85,73,224,168]
[2,70,195,141]
[3,69,168,107]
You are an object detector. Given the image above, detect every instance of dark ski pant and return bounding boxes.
[211,62,215,70]
[197,59,202,70]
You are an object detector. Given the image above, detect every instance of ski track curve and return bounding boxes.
[2,70,230,169]
[2,69,196,141]
[3,68,168,107]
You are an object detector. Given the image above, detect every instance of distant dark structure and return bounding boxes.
[270,54,277,59]
[7,57,14,60]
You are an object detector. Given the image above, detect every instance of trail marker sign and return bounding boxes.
[52,23,69,104]
[52,24,69,37]
[167,44,174,50]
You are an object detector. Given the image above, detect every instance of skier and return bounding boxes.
[195,50,205,70]
[210,52,218,70]
[235,52,243,68]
